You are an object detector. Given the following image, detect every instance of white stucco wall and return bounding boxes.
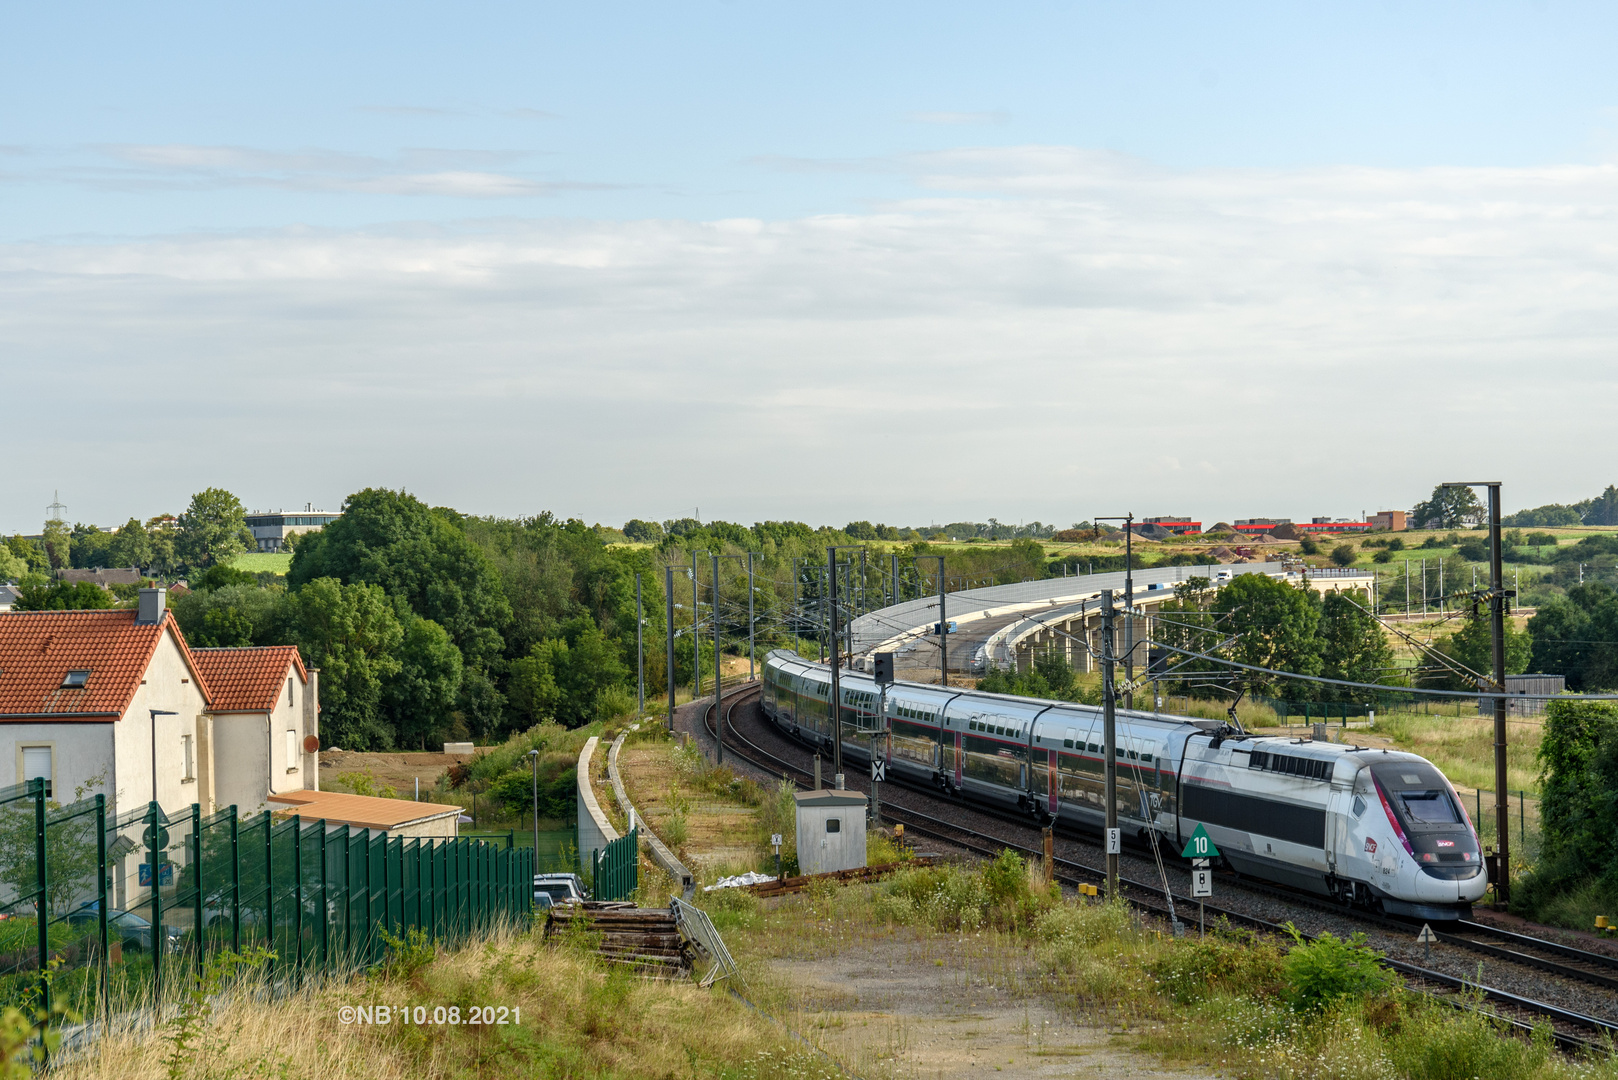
[111,627,209,820]
[213,712,272,815]
[2,722,115,805]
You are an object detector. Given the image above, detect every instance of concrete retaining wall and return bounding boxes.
[575,736,620,868]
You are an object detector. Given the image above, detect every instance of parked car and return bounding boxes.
[532,873,588,910]
[66,902,184,954]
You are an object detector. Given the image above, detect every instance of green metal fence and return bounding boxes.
[0,779,533,1027]
[591,828,637,902]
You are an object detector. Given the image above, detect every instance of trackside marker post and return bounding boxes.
[1181,826,1219,938]
[1417,923,1437,964]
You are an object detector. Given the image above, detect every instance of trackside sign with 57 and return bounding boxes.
[1180,824,1220,860]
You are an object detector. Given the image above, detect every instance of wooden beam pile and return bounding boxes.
[745,856,938,899]
[544,901,693,978]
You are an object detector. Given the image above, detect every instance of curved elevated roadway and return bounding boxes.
[849,561,1373,682]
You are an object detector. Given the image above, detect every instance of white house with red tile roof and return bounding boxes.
[0,588,322,821]
[191,645,318,814]
[0,590,211,820]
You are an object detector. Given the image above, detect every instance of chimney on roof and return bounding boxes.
[136,587,167,626]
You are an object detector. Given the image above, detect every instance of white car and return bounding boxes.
[533,873,588,909]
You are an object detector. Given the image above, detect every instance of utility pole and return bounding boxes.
[712,553,723,767]
[636,573,644,716]
[1096,514,1136,707]
[828,548,842,785]
[791,557,801,652]
[665,566,676,733]
[890,552,899,607]
[1443,481,1510,905]
[1101,590,1119,899]
[747,551,757,681]
[691,550,702,700]
[913,555,947,687]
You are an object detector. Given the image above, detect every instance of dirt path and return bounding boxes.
[771,933,1217,1079]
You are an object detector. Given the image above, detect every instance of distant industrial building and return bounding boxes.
[246,506,340,552]
[1139,516,1202,535]
[1367,510,1407,531]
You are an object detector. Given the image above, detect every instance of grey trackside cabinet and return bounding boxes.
[795,789,868,875]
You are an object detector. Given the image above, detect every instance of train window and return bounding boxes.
[1141,753,1153,763]
[1088,743,1099,753]
[1063,739,1073,748]
[1352,795,1367,818]
[1401,791,1460,824]
[1400,773,1421,785]
[1127,750,1137,759]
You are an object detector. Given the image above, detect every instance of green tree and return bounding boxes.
[1318,590,1395,703]
[144,516,178,575]
[1211,575,1323,701]
[13,581,116,611]
[1516,700,1618,913]
[107,518,153,570]
[40,520,70,571]
[1529,584,1618,691]
[6,537,47,575]
[1583,485,1618,527]
[68,524,115,569]
[621,519,664,543]
[171,583,285,647]
[507,618,629,727]
[1411,484,1484,529]
[384,617,464,749]
[289,488,510,669]
[1329,544,1356,567]
[175,488,253,568]
[280,578,404,750]
[0,547,24,583]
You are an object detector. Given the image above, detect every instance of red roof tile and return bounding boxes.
[0,609,209,719]
[191,646,306,714]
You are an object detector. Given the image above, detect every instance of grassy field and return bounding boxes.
[225,551,292,574]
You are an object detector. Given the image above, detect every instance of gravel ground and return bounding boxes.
[691,686,1618,1031]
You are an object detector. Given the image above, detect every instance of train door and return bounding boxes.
[953,728,963,789]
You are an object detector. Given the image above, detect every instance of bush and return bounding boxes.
[1281,927,1398,1012]
[1372,549,1393,563]
[1330,544,1357,567]
[1145,935,1285,1005]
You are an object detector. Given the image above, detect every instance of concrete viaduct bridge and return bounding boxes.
[848,562,1375,685]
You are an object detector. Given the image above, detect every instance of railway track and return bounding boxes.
[694,684,1618,1053]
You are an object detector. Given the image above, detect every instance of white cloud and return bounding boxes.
[27,144,586,198]
[3,147,1617,529]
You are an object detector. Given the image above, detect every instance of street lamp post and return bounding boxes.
[527,749,541,864]
[148,709,177,809]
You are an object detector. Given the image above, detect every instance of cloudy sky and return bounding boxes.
[5,2,1618,534]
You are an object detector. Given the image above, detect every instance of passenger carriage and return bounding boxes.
[760,650,1486,919]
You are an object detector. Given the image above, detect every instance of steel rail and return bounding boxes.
[699,686,1616,1053]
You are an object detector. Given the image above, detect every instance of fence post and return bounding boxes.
[292,815,304,976]
[229,809,240,956]
[33,778,48,1034]
[264,813,275,977]
[95,794,108,1020]
[191,803,203,974]
[318,820,329,971]
[149,801,163,1001]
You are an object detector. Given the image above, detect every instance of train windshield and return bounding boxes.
[1369,762,1465,829]
[1400,791,1460,824]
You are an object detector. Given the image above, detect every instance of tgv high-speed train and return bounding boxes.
[761,650,1487,920]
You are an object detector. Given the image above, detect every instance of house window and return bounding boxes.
[287,678,295,709]
[182,734,194,782]
[286,729,298,771]
[60,671,89,689]
[21,747,51,798]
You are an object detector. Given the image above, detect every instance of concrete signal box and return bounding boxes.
[794,789,868,875]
